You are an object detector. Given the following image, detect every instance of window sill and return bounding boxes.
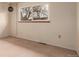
[17,21,50,23]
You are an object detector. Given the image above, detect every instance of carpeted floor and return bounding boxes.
[0,36,78,57]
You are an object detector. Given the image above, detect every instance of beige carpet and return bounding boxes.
[0,36,78,57]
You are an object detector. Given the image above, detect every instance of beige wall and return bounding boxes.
[10,3,17,37]
[10,2,77,50]
[0,3,9,38]
[77,3,79,55]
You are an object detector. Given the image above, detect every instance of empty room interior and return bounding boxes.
[0,2,79,57]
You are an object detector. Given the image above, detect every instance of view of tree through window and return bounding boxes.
[20,4,48,21]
